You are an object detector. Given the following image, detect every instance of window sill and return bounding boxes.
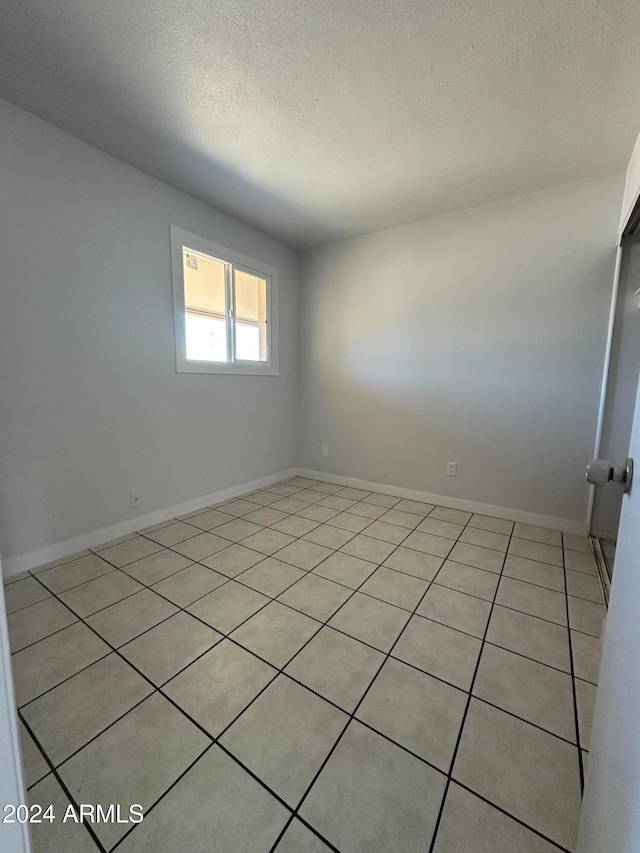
[176,360,278,376]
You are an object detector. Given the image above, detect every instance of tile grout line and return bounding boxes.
[16,497,410,710]
[199,502,442,741]
[17,487,588,720]
[21,573,303,853]
[18,711,108,853]
[427,513,515,853]
[285,652,583,763]
[22,483,576,851]
[21,487,424,851]
[449,779,570,852]
[16,647,114,711]
[24,574,220,737]
[106,486,412,850]
[15,493,598,705]
[108,492,438,651]
[562,532,586,794]
[14,480,586,851]
[425,525,591,852]
[22,550,324,726]
[14,541,601,627]
[106,741,218,852]
[24,617,585,796]
[17,540,592,733]
[24,688,156,790]
[24,480,592,608]
[11,618,82,656]
[266,507,478,853]
[28,501,360,625]
[24,521,599,619]
[116,489,439,849]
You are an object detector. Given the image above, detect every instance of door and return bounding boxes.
[590,237,640,559]
[578,373,640,852]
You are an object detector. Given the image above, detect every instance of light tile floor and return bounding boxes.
[4,477,604,853]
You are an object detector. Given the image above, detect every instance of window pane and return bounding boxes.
[235,322,261,361]
[234,269,267,362]
[183,248,228,361]
[185,314,227,361]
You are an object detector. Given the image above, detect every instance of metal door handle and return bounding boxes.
[586,458,633,493]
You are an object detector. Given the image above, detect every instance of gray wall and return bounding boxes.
[0,99,299,565]
[0,95,626,567]
[298,174,623,524]
[590,237,640,538]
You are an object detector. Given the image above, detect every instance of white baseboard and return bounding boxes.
[297,469,589,536]
[2,464,589,578]
[1,468,298,578]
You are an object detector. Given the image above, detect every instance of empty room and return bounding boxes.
[2,1,640,852]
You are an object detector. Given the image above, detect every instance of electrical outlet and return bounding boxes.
[446,462,457,477]
[321,444,329,457]
[129,491,141,508]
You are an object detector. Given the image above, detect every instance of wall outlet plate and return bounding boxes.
[321,444,329,457]
[446,462,457,477]
[129,491,141,508]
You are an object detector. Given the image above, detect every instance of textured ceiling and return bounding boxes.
[2,0,640,248]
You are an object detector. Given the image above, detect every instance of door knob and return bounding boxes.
[586,458,633,493]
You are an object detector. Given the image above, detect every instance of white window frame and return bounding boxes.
[170,226,278,376]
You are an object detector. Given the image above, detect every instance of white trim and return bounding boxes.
[619,185,640,241]
[170,226,279,376]
[1,468,297,577]
[2,462,589,578]
[297,469,589,535]
[0,556,32,852]
[619,130,640,239]
[586,243,624,532]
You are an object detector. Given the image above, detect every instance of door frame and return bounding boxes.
[586,241,624,531]
[587,169,640,533]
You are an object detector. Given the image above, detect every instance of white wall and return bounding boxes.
[0,99,299,572]
[0,96,626,570]
[298,174,624,526]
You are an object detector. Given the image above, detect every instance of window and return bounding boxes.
[171,226,278,375]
